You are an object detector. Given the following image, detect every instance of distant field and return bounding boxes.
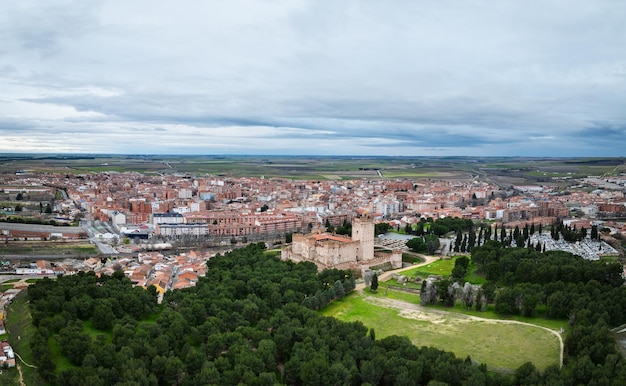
[0,241,98,256]
[321,292,561,372]
[1,155,624,183]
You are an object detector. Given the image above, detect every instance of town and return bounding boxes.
[0,157,625,382]
[0,162,624,286]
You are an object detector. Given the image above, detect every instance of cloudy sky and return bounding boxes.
[1,0,625,156]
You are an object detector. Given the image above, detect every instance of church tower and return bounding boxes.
[352,215,374,261]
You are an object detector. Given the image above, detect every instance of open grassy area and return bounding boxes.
[465,264,487,284]
[1,284,14,292]
[322,292,561,372]
[401,257,457,278]
[82,320,113,342]
[392,256,486,284]
[48,336,73,373]
[0,242,98,256]
[367,286,567,331]
[5,289,46,385]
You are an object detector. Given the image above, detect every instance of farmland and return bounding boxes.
[1,154,624,184]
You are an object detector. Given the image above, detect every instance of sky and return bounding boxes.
[1,0,625,157]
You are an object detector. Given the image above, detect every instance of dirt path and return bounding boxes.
[16,364,26,386]
[354,255,564,367]
[355,253,440,292]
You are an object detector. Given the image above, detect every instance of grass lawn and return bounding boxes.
[465,264,486,285]
[0,243,98,256]
[1,284,14,292]
[367,287,567,331]
[382,278,422,290]
[5,289,46,385]
[322,292,561,372]
[49,336,74,373]
[428,303,568,331]
[83,320,113,342]
[365,287,420,304]
[401,257,457,278]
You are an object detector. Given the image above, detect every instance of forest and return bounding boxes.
[26,242,626,385]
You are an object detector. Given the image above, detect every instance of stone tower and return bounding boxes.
[352,215,374,261]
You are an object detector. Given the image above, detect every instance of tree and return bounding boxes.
[333,280,346,299]
[15,204,23,212]
[45,203,53,214]
[375,222,391,236]
[325,219,335,233]
[370,273,379,292]
[406,238,426,253]
[451,265,466,280]
[425,234,440,255]
[260,204,269,212]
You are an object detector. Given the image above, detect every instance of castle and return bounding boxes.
[281,215,402,273]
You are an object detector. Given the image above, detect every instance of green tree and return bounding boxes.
[333,280,346,299]
[371,273,379,292]
[406,238,426,253]
[375,222,391,236]
[425,234,440,255]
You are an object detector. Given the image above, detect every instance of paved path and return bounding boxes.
[15,351,37,368]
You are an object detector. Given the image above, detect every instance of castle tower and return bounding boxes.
[352,215,374,261]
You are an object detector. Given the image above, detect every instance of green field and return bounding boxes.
[5,290,46,385]
[393,256,486,284]
[321,292,561,372]
[2,155,624,185]
[401,257,457,278]
[0,242,98,256]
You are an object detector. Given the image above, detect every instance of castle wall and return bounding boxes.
[282,216,394,270]
[352,216,375,261]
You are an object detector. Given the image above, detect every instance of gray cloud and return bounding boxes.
[1,0,625,156]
